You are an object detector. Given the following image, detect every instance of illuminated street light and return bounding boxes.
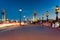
[19,8,22,12]
[23,16,26,18]
[19,8,22,26]
[2,9,6,23]
[55,5,59,21]
[23,16,26,21]
[46,11,49,22]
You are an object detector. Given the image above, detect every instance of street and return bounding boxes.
[0,26,60,40]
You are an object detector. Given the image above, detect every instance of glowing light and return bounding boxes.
[19,8,22,12]
[21,22,24,25]
[0,22,20,28]
[55,22,59,28]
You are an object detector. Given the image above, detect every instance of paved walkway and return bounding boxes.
[0,26,60,40]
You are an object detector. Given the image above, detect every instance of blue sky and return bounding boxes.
[0,0,60,20]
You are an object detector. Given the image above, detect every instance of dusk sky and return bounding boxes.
[0,0,60,20]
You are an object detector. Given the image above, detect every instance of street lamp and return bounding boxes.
[42,14,44,23]
[19,8,22,26]
[55,5,59,21]
[23,16,26,18]
[23,16,26,21]
[46,11,49,22]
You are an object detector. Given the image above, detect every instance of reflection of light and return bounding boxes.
[55,22,59,28]
[0,23,20,28]
[0,24,12,28]
[21,22,24,25]
[21,22,28,25]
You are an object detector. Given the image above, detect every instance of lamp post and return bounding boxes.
[39,17,41,22]
[19,8,22,26]
[2,9,6,23]
[23,16,26,19]
[23,16,26,21]
[46,11,49,22]
[42,14,44,23]
[55,5,59,21]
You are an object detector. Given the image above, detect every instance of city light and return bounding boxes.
[19,8,22,12]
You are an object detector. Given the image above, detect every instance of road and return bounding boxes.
[0,26,60,40]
